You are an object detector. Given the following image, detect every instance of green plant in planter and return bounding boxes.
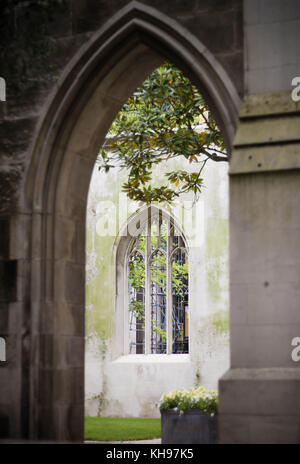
[158,386,218,416]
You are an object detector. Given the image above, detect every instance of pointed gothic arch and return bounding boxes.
[20,1,240,440]
[114,205,190,360]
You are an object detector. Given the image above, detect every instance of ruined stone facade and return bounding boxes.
[0,0,300,443]
[85,156,229,418]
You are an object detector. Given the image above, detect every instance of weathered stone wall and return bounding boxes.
[2,0,300,445]
[0,0,242,440]
[0,0,243,210]
[0,0,243,216]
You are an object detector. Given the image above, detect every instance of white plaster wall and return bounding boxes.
[85,156,230,417]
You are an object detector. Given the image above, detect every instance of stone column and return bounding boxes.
[219,92,300,443]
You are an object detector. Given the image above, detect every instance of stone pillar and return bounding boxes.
[219,92,300,443]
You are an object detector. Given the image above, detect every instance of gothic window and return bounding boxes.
[127,209,189,354]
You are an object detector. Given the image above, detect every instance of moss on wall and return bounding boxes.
[206,216,228,303]
[211,309,229,334]
[85,158,196,343]
[198,309,229,336]
[206,217,228,259]
[85,169,120,342]
[205,167,229,305]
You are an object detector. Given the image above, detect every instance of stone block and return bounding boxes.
[230,143,300,175]
[53,367,84,404]
[31,259,44,303]
[0,412,9,439]
[191,0,239,13]
[39,301,54,335]
[72,0,126,34]
[247,415,300,444]
[230,283,248,325]
[37,369,53,408]
[0,367,21,403]
[219,413,300,444]
[230,323,300,368]
[54,302,84,337]
[218,50,244,98]
[245,282,300,326]
[0,169,22,214]
[48,34,91,81]
[219,368,300,443]
[15,0,72,39]
[218,414,249,444]
[0,219,9,260]
[7,302,23,335]
[6,334,22,368]
[246,18,300,71]
[53,403,84,441]
[231,279,300,330]
[39,334,54,369]
[239,91,300,118]
[182,10,236,55]
[0,304,9,333]
[0,260,17,302]
[64,262,85,305]
[53,335,84,369]
[244,0,300,26]
[60,157,93,220]
[246,63,300,94]
[234,114,300,147]
[0,118,38,159]
[54,216,85,265]
[37,406,54,440]
[219,368,300,416]
[55,216,75,262]
[9,214,31,261]
[5,88,50,119]
[74,220,86,265]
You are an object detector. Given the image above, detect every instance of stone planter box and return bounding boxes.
[161,409,218,444]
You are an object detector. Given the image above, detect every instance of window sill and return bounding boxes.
[112,354,191,364]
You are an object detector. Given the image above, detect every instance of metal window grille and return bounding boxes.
[127,209,189,354]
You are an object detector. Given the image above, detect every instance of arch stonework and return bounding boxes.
[16,2,241,441]
[2,0,300,444]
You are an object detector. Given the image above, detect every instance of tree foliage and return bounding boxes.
[98,62,228,204]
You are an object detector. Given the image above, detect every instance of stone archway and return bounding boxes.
[21,2,240,441]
